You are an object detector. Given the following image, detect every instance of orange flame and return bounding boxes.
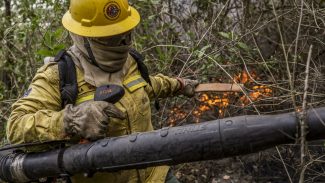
[192,93,229,121]
[240,85,272,105]
[167,69,272,125]
[167,107,187,127]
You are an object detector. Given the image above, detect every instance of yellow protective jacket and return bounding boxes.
[6,55,181,183]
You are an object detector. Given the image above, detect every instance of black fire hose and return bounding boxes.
[1,107,325,182]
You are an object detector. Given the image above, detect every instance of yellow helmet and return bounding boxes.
[62,0,140,37]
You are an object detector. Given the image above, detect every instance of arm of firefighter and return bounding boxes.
[144,74,181,99]
[6,63,65,144]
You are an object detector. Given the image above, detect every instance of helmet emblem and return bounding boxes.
[104,2,121,20]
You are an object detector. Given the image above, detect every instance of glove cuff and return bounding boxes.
[175,77,185,91]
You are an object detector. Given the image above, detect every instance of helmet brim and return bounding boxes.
[62,7,140,37]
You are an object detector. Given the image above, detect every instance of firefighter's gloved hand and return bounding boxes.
[63,101,126,141]
[176,78,199,98]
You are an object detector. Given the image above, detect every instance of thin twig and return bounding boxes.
[293,0,305,84]
[251,35,277,84]
[271,0,298,111]
[178,0,231,77]
[298,44,313,183]
[276,147,293,183]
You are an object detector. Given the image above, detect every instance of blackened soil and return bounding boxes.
[173,143,325,183]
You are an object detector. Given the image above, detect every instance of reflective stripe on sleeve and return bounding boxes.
[123,75,147,92]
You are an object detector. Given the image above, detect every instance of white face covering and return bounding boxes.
[69,32,131,72]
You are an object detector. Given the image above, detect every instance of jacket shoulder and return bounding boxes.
[33,62,59,85]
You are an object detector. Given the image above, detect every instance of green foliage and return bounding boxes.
[0,0,68,88]
[37,28,67,57]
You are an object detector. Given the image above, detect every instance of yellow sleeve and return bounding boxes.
[6,63,65,144]
[144,74,181,99]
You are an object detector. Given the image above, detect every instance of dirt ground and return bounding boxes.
[173,143,325,183]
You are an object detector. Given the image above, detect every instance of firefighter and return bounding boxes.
[6,0,198,182]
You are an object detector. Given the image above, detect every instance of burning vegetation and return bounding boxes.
[168,70,273,126]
